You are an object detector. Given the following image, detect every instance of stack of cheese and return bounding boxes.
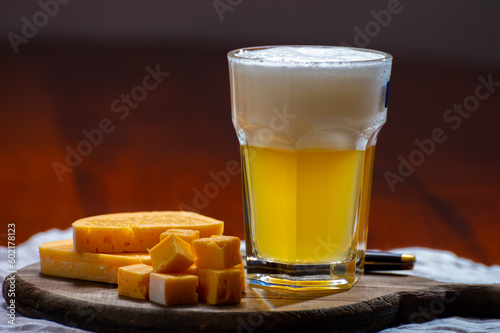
[39,211,245,306]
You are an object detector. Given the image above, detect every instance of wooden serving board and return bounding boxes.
[3,263,500,332]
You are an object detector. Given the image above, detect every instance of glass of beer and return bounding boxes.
[228,46,392,291]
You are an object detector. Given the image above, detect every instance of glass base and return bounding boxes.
[246,257,358,291]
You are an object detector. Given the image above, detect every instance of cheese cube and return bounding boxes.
[185,264,199,276]
[39,239,151,284]
[160,229,200,245]
[149,273,198,306]
[198,268,242,305]
[234,263,246,292]
[149,235,194,273]
[73,211,224,253]
[192,236,242,269]
[187,264,246,293]
[118,264,153,300]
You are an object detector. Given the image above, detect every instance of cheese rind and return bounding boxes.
[192,236,243,269]
[149,273,198,306]
[160,229,200,245]
[149,235,194,273]
[118,264,153,300]
[39,239,151,284]
[73,211,224,253]
[197,268,242,305]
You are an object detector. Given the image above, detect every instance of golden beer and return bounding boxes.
[229,46,392,290]
[242,146,364,263]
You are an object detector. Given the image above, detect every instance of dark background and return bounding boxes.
[1,0,499,264]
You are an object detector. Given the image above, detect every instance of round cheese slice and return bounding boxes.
[72,211,224,253]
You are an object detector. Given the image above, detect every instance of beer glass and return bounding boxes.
[228,46,392,291]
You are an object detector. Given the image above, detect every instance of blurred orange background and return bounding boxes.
[0,1,499,265]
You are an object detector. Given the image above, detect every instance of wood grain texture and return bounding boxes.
[3,263,500,332]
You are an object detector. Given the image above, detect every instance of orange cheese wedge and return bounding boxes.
[39,239,151,284]
[72,211,224,253]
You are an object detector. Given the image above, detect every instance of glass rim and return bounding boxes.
[227,45,392,65]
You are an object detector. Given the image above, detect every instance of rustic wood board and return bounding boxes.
[3,263,500,332]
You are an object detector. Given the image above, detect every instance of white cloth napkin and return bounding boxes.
[1,228,499,332]
[380,247,500,333]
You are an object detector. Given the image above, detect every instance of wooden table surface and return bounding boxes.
[1,44,499,265]
[8,263,500,332]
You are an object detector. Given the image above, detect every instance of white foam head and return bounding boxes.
[228,46,393,151]
[231,46,389,64]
